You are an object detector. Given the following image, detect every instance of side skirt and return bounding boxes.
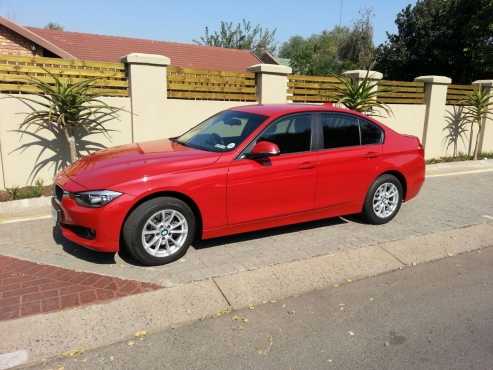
[202,203,361,240]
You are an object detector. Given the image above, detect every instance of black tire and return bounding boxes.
[123,197,196,266]
[362,174,403,225]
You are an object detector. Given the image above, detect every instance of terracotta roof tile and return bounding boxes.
[27,27,261,72]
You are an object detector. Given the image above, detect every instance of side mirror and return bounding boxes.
[246,141,280,159]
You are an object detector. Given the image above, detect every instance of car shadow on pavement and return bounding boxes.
[51,215,355,266]
[194,216,348,250]
[52,225,117,265]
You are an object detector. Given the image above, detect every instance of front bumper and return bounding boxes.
[53,184,135,253]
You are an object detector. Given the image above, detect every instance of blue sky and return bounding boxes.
[0,0,415,48]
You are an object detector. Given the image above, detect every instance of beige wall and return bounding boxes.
[482,118,493,152]
[0,137,5,190]
[444,105,475,156]
[0,94,132,188]
[138,100,252,141]
[2,96,493,189]
[1,55,493,190]
[0,94,253,188]
[378,104,426,139]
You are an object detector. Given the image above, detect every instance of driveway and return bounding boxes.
[0,163,492,287]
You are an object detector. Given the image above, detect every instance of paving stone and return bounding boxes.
[0,255,160,322]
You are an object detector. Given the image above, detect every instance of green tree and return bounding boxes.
[376,0,493,83]
[194,19,277,54]
[279,27,350,75]
[279,11,374,75]
[338,9,375,69]
[44,22,64,31]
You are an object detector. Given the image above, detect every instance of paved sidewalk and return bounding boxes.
[0,255,159,321]
[27,245,493,370]
[1,221,492,368]
[0,160,492,368]
[0,169,492,287]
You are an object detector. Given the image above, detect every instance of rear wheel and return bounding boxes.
[123,197,196,266]
[363,174,403,225]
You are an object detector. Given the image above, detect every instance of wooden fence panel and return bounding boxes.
[0,55,128,96]
[167,66,256,101]
[288,74,342,103]
[446,84,476,105]
[377,80,425,104]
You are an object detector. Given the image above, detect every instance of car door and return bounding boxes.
[315,112,383,210]
[227,113,318,225]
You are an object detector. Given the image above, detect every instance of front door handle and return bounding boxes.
[298,161,315,169]
[363,151,380,159]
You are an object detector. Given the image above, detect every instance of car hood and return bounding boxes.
[62,139,221,190]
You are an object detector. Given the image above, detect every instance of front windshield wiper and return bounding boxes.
[169,137,182,143]
[169,137,189,147]
[169,137,216,152]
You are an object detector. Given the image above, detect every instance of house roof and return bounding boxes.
[0,16,262,71]
[26,27,262,71]
[0,16,76,59]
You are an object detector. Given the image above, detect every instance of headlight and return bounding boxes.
[71,190,122,208]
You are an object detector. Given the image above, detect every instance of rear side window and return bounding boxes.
[320,114,360,149]
[360,119,384,145]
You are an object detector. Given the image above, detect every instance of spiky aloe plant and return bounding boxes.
[334,70,391,117]
[462,86,493,160]
[443,106,469,157]
[8,70,122,180]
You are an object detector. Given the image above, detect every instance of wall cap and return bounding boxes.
[343,70,383,80]
[414,76,452,84]
[247,64,292,75]
[473,80,493,87]
[121,53,171,66]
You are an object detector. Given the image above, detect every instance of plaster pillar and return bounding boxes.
[247,64,292,104]
[122,53,170,142]
[414,75,452,159]
[342,70,383,94]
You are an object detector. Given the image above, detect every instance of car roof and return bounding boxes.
[230,103,361,117]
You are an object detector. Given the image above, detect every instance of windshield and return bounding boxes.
[175,110,268,152]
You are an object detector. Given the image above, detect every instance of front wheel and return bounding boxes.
[363,174,403,225]
[123,197,196,266]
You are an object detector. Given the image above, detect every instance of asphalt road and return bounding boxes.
[26,246,493,370]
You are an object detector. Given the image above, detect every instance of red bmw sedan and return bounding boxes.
[53,104,425,265]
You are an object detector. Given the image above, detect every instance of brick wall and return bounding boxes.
[0,25,43,56]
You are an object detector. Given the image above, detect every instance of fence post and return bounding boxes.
[121,53,170,142]
[414,75,451,159]
[247,64,292,104]
[472,80,493,154]
[342,70,383,94]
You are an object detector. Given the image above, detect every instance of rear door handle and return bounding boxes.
[298,161,315,169]
[363,151,380,159]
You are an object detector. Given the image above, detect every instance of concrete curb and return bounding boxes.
[426,158,493,174]
[0,196,50,215]
[1,280,228,366]
[1,222,492,368]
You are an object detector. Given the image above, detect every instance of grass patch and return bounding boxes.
[0,180,52,202]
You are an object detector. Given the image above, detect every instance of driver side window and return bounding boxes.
[257,114,313,154]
